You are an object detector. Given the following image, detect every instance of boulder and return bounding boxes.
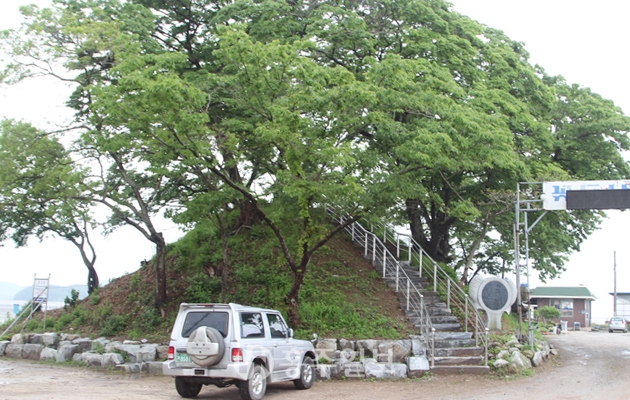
[72,353,83,363]
[339,339,355,351]
[115,363,142,373]
[157,345,169,361]
[364,359,408,379]
[409,335,426,357]
[82,353,102,367]
[356,340,379,358]
[40,347,58,361]
[29,334,44,344]
[102,353,125,368]
[532,351,544,367]
[5,344,24,359]
[11,334,27,344]
[0,340,9,356]
[341,362,364,378]
[55,344,80,363]
[493,359,509,369]
[407,356,430,378]
[72,338,94,352]
[316,364,332,380]
[136,344,157,362]
[496,350,510,360]
[42,332,60,348]
[141,361,164,374]
[315,339,337,362]
[22,344,44,360]
[62,334,80,341]
[509,350,532,371]
[377,340,411,363]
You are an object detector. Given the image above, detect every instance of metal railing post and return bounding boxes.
[396,237,400,258]
[485,328,489,366]
[383,228,387,244]
[419,248,423,277]
[395,263,399,292]
[351,223,355,241]
[406,280,410,311]
[465,296,469,333]
[431,328,436,368]
[364,232,368,257]
[372,235,376,263]
[382,251,386,278]
[447,280,451,309]
[433,264,437,292]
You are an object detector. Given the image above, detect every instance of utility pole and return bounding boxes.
[614,251,617,317]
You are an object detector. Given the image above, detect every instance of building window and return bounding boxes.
[553,299,573,317]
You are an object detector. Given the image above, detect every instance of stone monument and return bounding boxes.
[469,276,517,331]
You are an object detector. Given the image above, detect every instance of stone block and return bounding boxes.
[315,339,337,362]
[11,334,27,344]
[356,340,379,358]
[316,364,332,380]
[407,356,430,378]
[532,351,544,367]
[72,338,93,352]
[56,344,79,362]
[102,353,125,368]
[42,332,60,348]
[62,334,80,341]
[493,359,509,369]
[141,361,164,374]
[339,339,355,351]
[29,334,44,344]
[136,344,157,362]
[5,344,24,359]
[364,360,408,379]
[341,362,364,379]
[410,335,426,357]
[82,353,103,367]
[40,347,58,361]
[22,343,44,360]
[377,340,411,363]
[72,353,83,363]
[157,345,169,361]
[0,340,9,356]
[116,363,142,373]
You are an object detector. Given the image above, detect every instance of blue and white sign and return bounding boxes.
[542,180,630,210]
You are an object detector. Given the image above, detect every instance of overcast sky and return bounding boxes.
[1,1,629,322]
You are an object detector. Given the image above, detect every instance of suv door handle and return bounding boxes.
[274,344,278,348]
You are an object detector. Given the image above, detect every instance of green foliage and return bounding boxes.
[64,289,80,310]
[100,315,128,337]
[184,272,222,303]
[537,306,561,322]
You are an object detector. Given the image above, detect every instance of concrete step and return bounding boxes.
[434,331,473,340]
[433,339,476,348]
[433,356,484,366]
[414,322,461,332]
[430,365,490,375]
[434,347,484,357]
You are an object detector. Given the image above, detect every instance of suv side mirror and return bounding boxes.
[287,328,294,338]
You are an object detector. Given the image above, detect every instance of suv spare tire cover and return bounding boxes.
[187,326,226,367]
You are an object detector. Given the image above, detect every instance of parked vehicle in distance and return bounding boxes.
[608,317,628,333]
[163,303,317,400]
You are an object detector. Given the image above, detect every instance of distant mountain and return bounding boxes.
[0,282,26,301]
[13,285,88,302]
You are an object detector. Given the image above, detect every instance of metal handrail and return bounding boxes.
[367,219,488,366]
[330,212,437,365]
[329,207,488,367]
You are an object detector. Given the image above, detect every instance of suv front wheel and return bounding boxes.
[293,357,314,390]
[238,363,267,400]
[175,377,202,398]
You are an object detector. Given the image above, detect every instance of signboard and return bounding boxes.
[32,277,49,303]
[542,180,630,210]
[566,190,630,210]
[481,281,509,311]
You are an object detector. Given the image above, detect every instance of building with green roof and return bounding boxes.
[530,286,597,329]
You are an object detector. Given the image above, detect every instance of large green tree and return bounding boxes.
[0,119,100,293]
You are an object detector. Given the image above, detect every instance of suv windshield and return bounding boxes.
[182,311,229,338]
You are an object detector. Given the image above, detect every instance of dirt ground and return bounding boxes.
[2,330,630,400]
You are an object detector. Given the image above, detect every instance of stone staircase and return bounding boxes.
[372,251,489,374]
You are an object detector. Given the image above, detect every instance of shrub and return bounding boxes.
[64,289,80,310]
[100,315,128,337]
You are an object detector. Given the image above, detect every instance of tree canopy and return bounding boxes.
[2,0,630,321]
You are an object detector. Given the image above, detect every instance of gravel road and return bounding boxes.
[1,330,629,400]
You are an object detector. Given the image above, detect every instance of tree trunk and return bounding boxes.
[217,213,229,303]
[287,268,307,327]
[87,265,99,295]
[154,232,167,317]
[232,199,261,232]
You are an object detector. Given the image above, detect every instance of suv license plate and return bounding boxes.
[176,352,191,363]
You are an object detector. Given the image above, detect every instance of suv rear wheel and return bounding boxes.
[293,357,314,390]
[238,364,267,400]
[175,377,202,398]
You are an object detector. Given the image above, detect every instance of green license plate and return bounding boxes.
[176,352,191,363]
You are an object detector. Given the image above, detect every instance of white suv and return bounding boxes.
[163,303,317,399]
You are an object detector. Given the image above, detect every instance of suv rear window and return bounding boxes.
[182,311,229,338]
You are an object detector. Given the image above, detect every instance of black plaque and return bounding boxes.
[566,190,630,210]
[481,281,509,311]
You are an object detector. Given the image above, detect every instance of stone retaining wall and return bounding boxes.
[0,333,166,374]
[0,332,556,379]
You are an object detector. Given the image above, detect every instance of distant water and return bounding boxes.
[0,300,64,324]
